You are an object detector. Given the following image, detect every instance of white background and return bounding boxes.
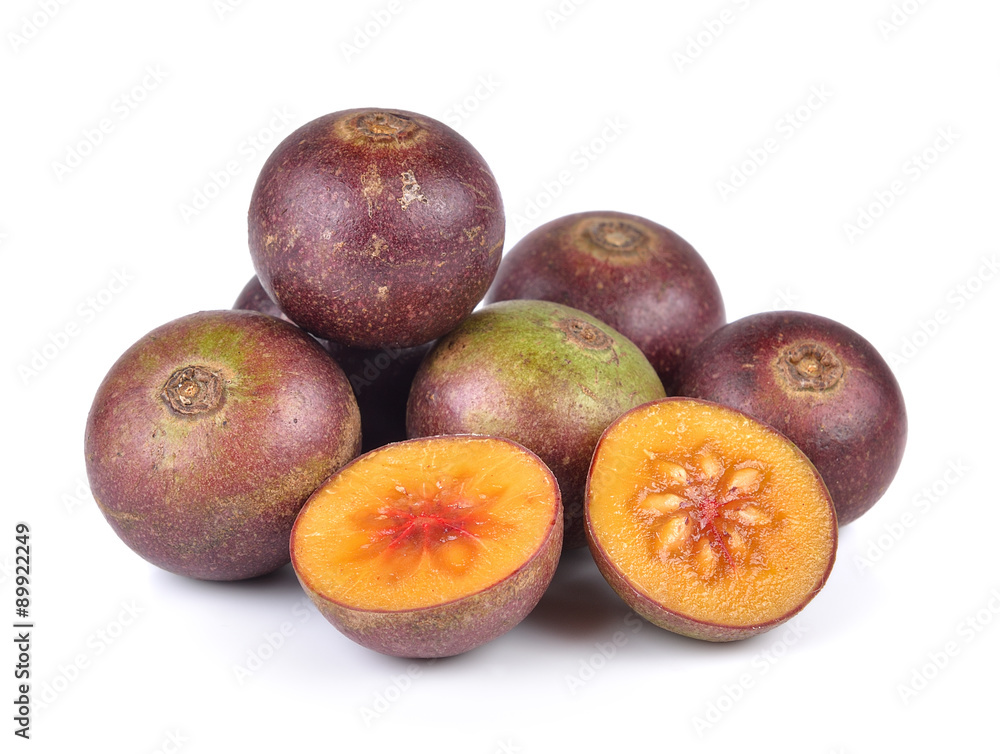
[3,0,999,751]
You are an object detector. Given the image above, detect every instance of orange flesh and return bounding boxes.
[587,400,835,628]
[292,437,559,612]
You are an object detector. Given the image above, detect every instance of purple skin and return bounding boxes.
[248,108,504,349]
[84,310,361,580]
[296,508,562,658]
[587,533,834,642]
[233,274,294,324]
[325,340,432,452]
[233,275,430,452]
[486,210,725,392]
[675,311,907,525]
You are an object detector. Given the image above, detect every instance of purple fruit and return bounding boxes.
[486,210,725,391]
[675,311,907,525]
[248,108,504,348]
[84,310,361,580]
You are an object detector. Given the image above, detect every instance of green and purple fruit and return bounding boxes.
[248,108,504,349]
[406,299,666,548]
[84,310,361,580]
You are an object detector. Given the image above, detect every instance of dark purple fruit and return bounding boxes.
[675,311,907,525]
[248,108,504,349]
[486,210,725,391]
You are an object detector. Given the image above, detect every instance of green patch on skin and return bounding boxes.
[427,301,658,404]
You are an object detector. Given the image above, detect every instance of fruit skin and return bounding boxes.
[584,397,838,642]
[233,275,430,451]
[325,340,431,452]
[675,311,906,525]
[406,299,666,548]
[291,436,563,658]
[248,107,504,349]
[84,310,361,580]
[233,274,294,324]
[485,210,725,392]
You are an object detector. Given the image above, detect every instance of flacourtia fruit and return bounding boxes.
[485,210,725,391]
[84,310,361,580]
[675,311,907,525]
[291,435,562,658]
[585,397,838,641]
[248,107,504,349]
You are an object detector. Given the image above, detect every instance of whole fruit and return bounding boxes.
[291,435,563,658]
[586,397,837,641]
[485,210,725,391]
[675,311,907,525]
[406,299,666,548]
[248,107,504,348]
[84,310,361,580]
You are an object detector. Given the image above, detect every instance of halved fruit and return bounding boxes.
[585,398,837,641]
[291,435,562,657]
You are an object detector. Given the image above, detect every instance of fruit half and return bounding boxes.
[291,435,562,657]
[585,398,837,641]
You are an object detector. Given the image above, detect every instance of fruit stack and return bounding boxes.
[85,108,907,657]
